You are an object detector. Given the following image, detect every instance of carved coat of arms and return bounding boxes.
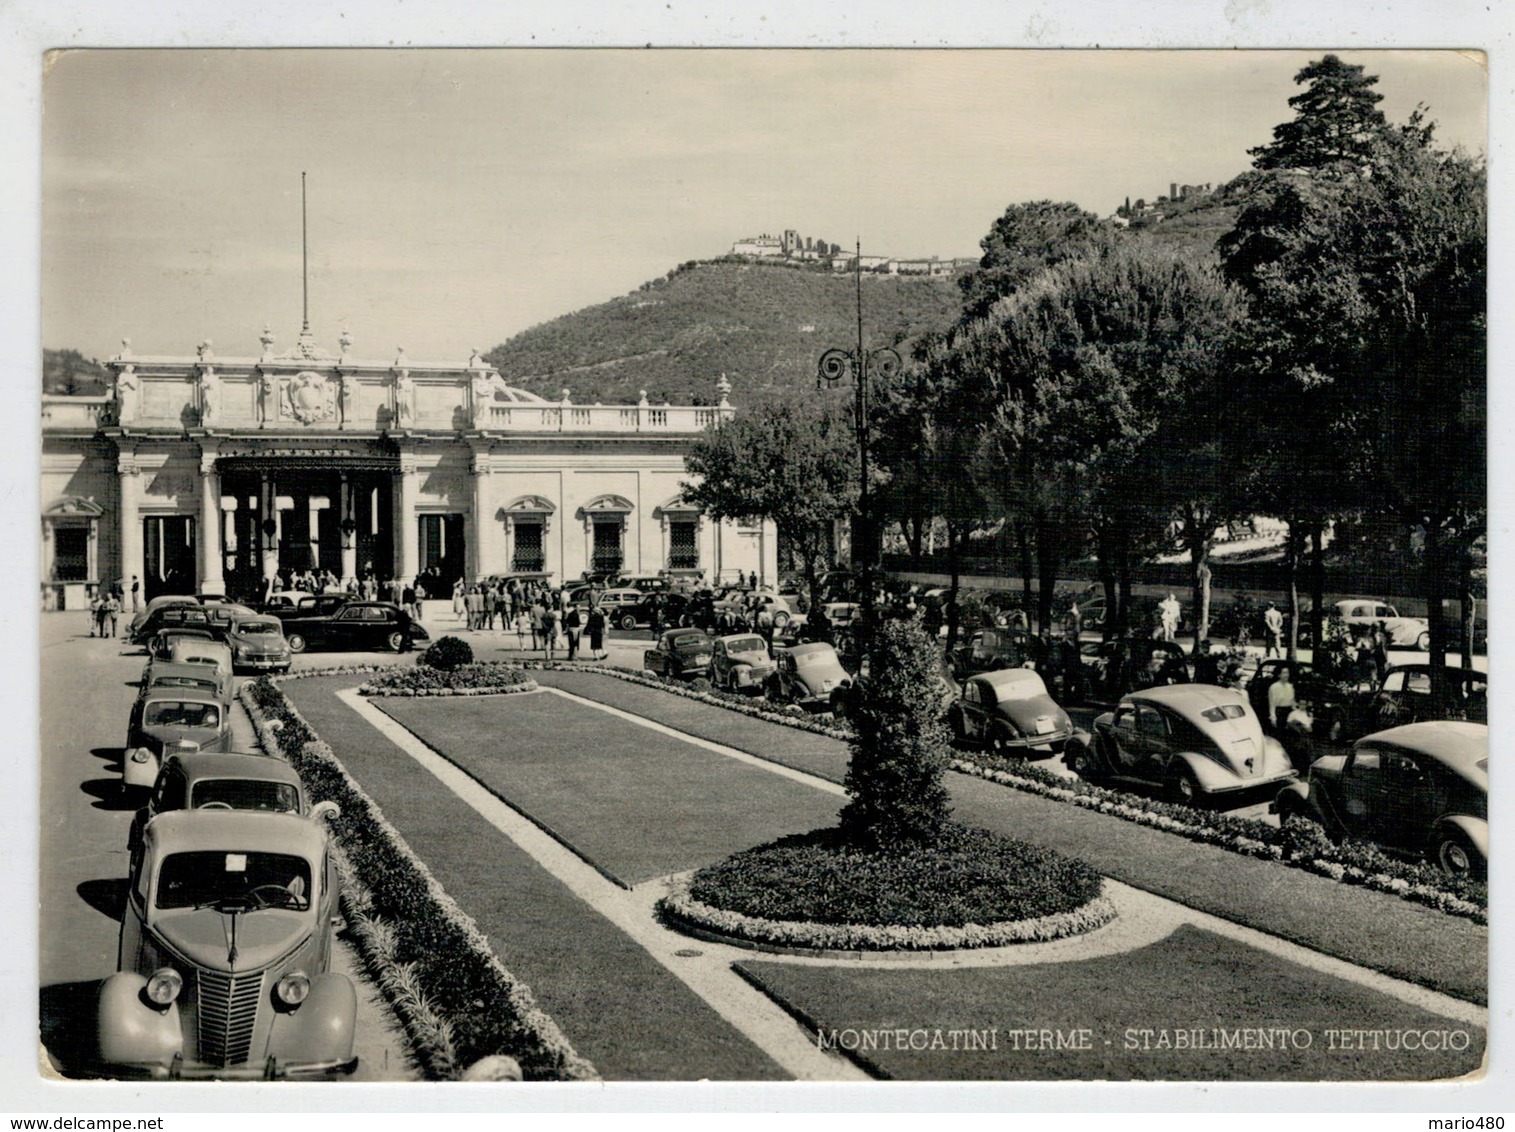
[283,371,336,424]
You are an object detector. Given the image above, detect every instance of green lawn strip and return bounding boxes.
[736,925,1483,1081]
[945,775,1487,1005]
[282,676,787,1081]
[526,671,1486,1004]
[375,693,842,887]
[531,669,853,783]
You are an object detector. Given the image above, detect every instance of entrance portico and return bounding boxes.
[41,328,780,605]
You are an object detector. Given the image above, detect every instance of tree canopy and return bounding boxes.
[1249,54,1388,171]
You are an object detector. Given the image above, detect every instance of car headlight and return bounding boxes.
[145,967,183,1007]
[274,971,311,1008]
[129,748,151,763]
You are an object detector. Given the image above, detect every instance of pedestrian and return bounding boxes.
[130,575,141,613]
[1267,665,1297,735]
[1159,593,1181,643]
[398,608,416,653]
[513,607,529,650]
[541,605,559,660]
[1065,600,1082,641]
[87,589,101,637]
[104,590,121,639]
[1371,622,1391,685]
[453,578,465,622]
[529,600,545,650]
[491,585,507,632]
[564,605,583,660]
[747,570,757,589]
[403,582,419,622]
[1263,602,1284,659]
[586,604,607,660]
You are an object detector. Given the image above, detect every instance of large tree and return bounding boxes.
[681,392,857,606]
[1249,54,1387,171]
[953,244,1247,644]
[957,200,1119,322]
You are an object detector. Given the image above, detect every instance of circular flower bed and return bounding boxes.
[358,662,538,697]
[662,824,1114,951]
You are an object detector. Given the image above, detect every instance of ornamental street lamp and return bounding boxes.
[817,241,901,607]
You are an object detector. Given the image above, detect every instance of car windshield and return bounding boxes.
[726,637,764,653]
[670,633,709,652]
[1200,704,1247,722]
[190,779,301,813]
[235,620,281,635]
[144,701,220,728]
[155,850,311,911]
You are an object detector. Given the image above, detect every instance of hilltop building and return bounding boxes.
[41,325,777,607]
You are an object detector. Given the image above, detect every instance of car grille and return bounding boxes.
[196,970,263,1066]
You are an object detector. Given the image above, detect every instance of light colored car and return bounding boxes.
[166,636,234,679]
[712,591,804,630]
[1064,683,1296,804]
[1332,599,1431,651]
[100,810,356,1079]
[767,641,852,711]
[122,690,231,794]
[126,594,198,640]
[128,751,339,858]
[709,633,776,694]
[139,660,234,710]
[226,615,293,673]
[948,669,1083,756]
[1273,721,1487,878]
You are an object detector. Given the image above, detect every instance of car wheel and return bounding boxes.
[619,613,638,631]
[1166,765,1201,807]
[1434,831,1485,880]
[1416,630,1431,652]
[988,727,1012,754]
[387,631,405,652]
[285,633,307,654]
[1068,742,1102,782]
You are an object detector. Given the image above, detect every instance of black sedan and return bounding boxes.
[643,628,715,679]
[281,601,429,653]
[1272,721,1487,878]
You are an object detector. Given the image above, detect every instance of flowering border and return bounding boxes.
[242,679,599,1081]
[659,877,1118,953]
[276,662,1485,922]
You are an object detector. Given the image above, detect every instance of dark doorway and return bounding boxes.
[143,515,196,599]
[418,513,466,595]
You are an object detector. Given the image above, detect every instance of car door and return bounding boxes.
[1106,704,1144,771]
[1133,704,1171,779]
[961,678,992,740]
[711,640,728,684]
[324,605,369,649]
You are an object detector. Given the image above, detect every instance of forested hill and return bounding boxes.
[43,348,111,396]
[482,181,1251,407]
[482,261,968,406]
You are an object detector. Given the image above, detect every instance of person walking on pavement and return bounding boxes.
[513,607,529,650]
[1263,602,1285,659]
[130,575,141,613]
[1267,665,1297,735]
[88,590,102,637]
[453,578,465,623]
[1158,593,1181,643]
[541,604,560,660]
[586,604,607,661]
[529,599,545,651]
[104,590,121,639]
[564,604,583,660]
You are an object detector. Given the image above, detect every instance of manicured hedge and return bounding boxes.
[357,662,538,696]
[241,678,597,1082]
[688,825,1102,928]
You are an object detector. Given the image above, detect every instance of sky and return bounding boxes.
[40,48,1487,364]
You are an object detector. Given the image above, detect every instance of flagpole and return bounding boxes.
[301,171,309,334]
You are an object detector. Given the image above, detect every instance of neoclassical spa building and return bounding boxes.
[40,326,776,606]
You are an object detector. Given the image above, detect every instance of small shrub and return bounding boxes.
[421,636,474,671]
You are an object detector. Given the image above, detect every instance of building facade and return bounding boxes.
[41,327,777,607]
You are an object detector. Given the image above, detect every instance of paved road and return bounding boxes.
[38,611,417,1081]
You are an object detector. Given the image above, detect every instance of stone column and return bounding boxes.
[260,475,280,587]
[339,477,358,586]
[469,445,493,581]
[117,448,143,609]
[198,444,224,595]
[397,453,419,587]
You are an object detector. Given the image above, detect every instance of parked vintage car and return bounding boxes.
[1064,684,1296,804]
[164,636,234,679]
[1272,721,1487,878]
[280,601,428,653]
[1332,664,1488,743]
[139,660,234,711]
[123,689,232,794]
[1246,659,1354,739]
[145,627,218,663]
[767,641,853,711]
[948,627,1035,682]
[947,669,1083,756]
[1080,638,1191,701]
[128,751,338,858]
[1329,598,1431,651]
[712,590,803,631]
[100,809,356,1079]
[709,633,777,694]
[130,604,214,647]
[262,592,355,625]
[126,595,199,640]
[225,615,293,674]
[200,602,259,640]
[643,628,716,679]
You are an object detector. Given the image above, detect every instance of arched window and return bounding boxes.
[500,496,555,576]
[42,496,104,585]
[654,495,703,574]
[578,495,634,578]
